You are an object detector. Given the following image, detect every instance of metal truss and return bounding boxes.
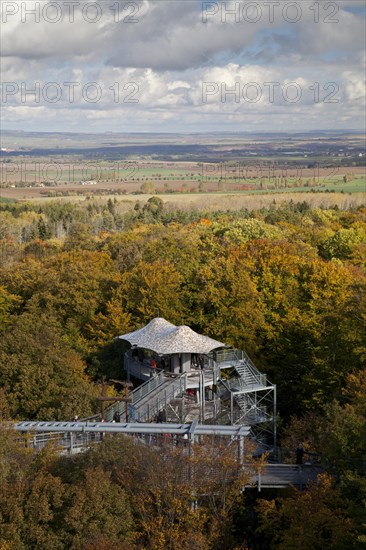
[13,420,250,439]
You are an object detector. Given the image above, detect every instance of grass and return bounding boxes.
[0,196,17,203]
[11,191,365,214]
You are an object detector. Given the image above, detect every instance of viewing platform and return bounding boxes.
[113,318,276,441]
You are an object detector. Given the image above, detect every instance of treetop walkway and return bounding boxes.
[12,419,250,440]
[9,420,322,490]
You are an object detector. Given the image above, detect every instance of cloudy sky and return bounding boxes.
[1,0,365,132]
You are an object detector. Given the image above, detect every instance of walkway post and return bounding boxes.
[199,370,203,422]
[125,352,130,382]
[69,432,74,455]
[238,434,244,464]
[273,385,277,459]
[230,392,234,424]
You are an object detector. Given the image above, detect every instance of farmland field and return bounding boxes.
[1,130,364,203]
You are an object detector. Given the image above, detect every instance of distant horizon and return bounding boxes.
[2,128,365,137]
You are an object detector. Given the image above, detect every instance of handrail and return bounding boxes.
[101,371,166,422]
[136,373,187,422]
[255,441,322,464]
[131,371,165,404]
[232,406,270,426]
[124,353,155,380]
[215,348,262,375]
[215,349,272,389]
[225,375,267,390]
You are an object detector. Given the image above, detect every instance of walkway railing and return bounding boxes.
[10,422,324,490]
[124,354,156,381]
[134,373,187,422]
[215,348,257,370]
[105,371,187,423]
[215,349,268,385]
[225,375,268,391]
[24,430,103,455]
[12,421,250,438]
[131,371,165,404]
[249,464,322,491]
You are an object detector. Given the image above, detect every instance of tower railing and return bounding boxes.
[225,374,268,390]
[131,371,166,404]
[134,374,187,423]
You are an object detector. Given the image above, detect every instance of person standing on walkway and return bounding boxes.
[151,358,157,376]
[296,443,304,465]
[113,410,121,423]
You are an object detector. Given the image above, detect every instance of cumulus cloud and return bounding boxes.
[0,0,365,131]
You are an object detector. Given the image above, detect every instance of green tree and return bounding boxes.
[256,474,355,550]
[140,181,155,194]
[120,259,186,325]
[63,222,96,251]
[65,466,134,549]
[319,225,366,260]
[0,311,98,419]
[190,247,264,353]
[37,217,51,240]
[0,432,66,550]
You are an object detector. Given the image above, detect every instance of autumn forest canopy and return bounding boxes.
[0,196,365,548]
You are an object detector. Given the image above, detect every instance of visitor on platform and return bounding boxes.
[113,410,121,423]
[296,443,304,465]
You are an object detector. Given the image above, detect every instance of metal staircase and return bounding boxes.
[214,349,276,443]
[234,361,267,387]
[215,349,267,385]
[107,372,187,423]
